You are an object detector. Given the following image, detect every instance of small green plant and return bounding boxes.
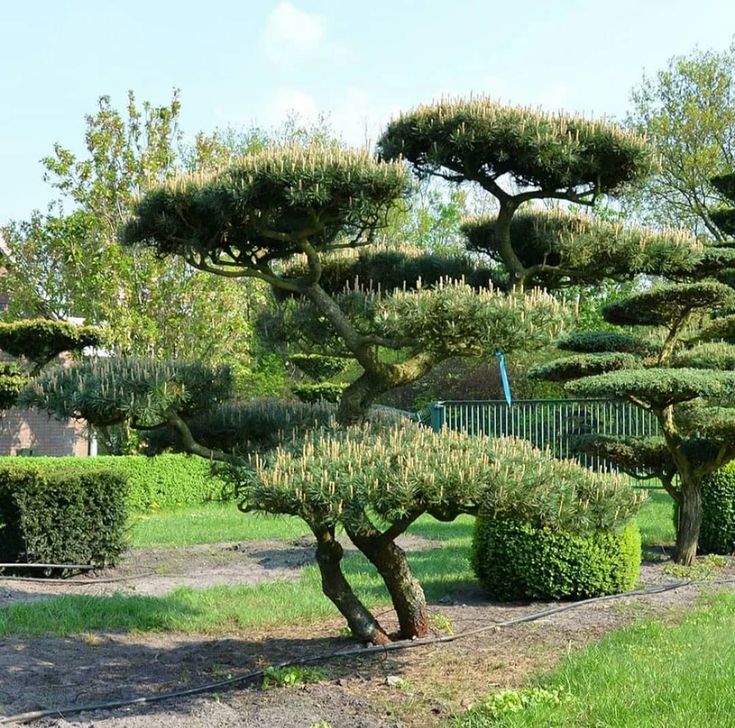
[663,553,729,580]
[261,665,324,689]
[308,722,333,728]
[430,613,454,635]
[450,687,574,726]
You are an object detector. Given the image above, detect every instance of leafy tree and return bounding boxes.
[626,42,735,237]
[0,91,261,373]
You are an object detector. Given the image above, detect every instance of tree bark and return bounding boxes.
[311,525,390,645]
[349,531,429,639]
[336,371,388,426]
[674,475,703,566]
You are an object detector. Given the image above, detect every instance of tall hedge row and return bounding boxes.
[0,465,127,567]
[0,455,231,512]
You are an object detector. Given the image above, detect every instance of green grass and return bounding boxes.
[1,490,674,638]
[452,591,735,727]
[636,489,675,549]
[129,503,310,548]
[0,541,476,637]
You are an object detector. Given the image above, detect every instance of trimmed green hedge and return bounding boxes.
[471,519,641,601]
[699,463,735,555]
[0,455,231,512]
[0,464,127,567]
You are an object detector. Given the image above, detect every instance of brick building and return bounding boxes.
[0,291,92,456]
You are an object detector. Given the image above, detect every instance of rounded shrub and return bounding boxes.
[471,519,641,601]
[699,463,735,554]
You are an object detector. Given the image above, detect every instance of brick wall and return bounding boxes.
[0,408,90,456]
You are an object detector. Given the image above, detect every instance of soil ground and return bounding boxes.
[1,539,733,728]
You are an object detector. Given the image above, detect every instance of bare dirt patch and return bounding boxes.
[1,549,734,727]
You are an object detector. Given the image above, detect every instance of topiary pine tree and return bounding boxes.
[0,319,103,409]
[530,275,735,565]
[120,145,568,424]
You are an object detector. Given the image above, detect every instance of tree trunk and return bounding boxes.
[336,371,387,426]
[311,525,390,645]
[674,476,703,566]
[349,532,429,639]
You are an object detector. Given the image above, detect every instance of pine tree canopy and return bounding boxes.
[377,98,655,198]
[567,368,735,408]
[121,146,411,278]
[710,173,735,236]
[461,209,700,284]
[529,353,640,382]
[557,331,655,355]
[602,281,735,328]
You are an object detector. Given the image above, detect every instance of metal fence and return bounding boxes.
[430,399,660,473]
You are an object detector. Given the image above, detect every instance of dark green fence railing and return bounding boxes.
[430,399,660,473]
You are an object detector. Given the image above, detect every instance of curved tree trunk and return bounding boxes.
[349,531,429,640]
[674,476,703,566]
[311,525,390,645]
[336,371,387,426]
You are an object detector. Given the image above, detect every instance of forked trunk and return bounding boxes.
[350,533,429,639]
[311,525,390,645]
[674,476,703,566]
[336,372,387,426]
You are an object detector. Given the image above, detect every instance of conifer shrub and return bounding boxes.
[471,519,641,601]
[0,464,127,568]
[699,464,735,555]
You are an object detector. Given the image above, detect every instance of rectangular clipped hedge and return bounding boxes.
[0,464,128,567]
[0,454,232,512]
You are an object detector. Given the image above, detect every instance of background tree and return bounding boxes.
[626,41,735,237]
[0,91,263,380]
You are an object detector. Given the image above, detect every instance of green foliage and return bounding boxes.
[450,688,573,727]
[262,665,324,689]
[292,382,347,403]
[277,245,500,298]
[573,435,675,481]
[288,353,347,380]
[141,398,335,456]
[558,331,656,355]
[0,320,104,368]
[0,91,260,366]
[243,426,642,534]
[20,358,233,428]
[375,284,567,358]
[0,363,28,410]
[0,464,127,568]
[0,455,231,513]
[567,368,735,408]
[470,519,641,601]
[673,342,735,369]
[122,146,411,267]
[602,281,735,328]
[710,173,735,236]
[378,98,654,195]
[529,353,639,382]
[700,463,735,554]
[461,209,699,284]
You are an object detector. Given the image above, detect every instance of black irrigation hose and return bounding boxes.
[0,563,97,571]
[0,571,157,585]
[0,577,711,725]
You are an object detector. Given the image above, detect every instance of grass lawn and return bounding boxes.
[1,490,673,638]
[452,591,735,727]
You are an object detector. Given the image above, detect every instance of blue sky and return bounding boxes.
[2,0,735,223]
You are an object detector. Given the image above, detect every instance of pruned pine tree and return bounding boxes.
[0,319,103,409]
[121,145,567,424]
[530,277,735,564]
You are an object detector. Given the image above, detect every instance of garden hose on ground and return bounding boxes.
[2,577,721,725]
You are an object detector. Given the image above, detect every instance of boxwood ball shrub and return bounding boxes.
[699,464,735,555]
[471,519,641,601]
[0,464,127,568]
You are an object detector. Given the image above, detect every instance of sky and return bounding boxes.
[2,0,735,224]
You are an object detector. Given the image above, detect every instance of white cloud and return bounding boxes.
[263,2,326,64]
[265,88,319,126]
